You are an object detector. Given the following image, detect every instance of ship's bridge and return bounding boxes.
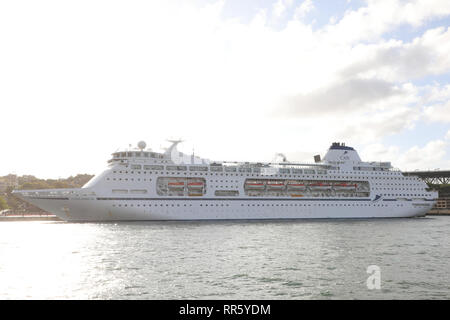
[110,151,165,161]
[107,140,210,165]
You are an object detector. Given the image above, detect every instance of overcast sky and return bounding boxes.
[1,0,450,178]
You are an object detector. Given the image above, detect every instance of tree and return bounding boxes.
[0,195,9,210]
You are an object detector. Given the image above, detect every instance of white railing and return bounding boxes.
[13,188,96,198]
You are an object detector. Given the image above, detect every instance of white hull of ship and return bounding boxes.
[23,197,433,222]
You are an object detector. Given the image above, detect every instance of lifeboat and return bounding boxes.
[245,181,266,190]
[287,181,306,190]
[308,182,332,191]
[187,181,204,189]
[266,181,285,190]
[333,182,357,191]
[168,181,185,190]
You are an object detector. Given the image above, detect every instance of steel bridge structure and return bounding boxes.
[403,170,450,213]
[403,170,450,185]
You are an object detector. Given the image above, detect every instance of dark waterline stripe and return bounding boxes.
[28,197,70,200]
[95,197,373,201]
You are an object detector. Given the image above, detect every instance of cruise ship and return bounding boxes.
[13,141,438,221]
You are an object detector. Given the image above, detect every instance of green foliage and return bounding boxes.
[0,195,9,210]
[18,174,94,190]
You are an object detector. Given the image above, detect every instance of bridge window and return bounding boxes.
[144,165,164,170]
[189,166,208,172]
[166,165,187,171]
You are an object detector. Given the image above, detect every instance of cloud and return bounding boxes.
[0,0,450,176]
[320,0,450,44]
[392,139,449,171]
[273,0,294,18]
[340,27,450,82]
[279,77,406,116]
[336,105,420,143]
[423,100,450,123]
[361,138,450,171]
[422,84,450,123]
[294,0,314,20]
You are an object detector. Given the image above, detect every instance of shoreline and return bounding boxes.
[1,212,450,222]
[0,215,62,222]
[427,209,450,216]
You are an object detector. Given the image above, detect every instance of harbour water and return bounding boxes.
[0,216,449,299]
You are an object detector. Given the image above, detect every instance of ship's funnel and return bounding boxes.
[322,142,361,163]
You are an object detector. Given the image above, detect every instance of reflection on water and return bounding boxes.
[0,217,450,299]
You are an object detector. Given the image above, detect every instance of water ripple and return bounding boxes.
[0,217,450,299]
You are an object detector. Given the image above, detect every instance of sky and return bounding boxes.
[1,0,450,178]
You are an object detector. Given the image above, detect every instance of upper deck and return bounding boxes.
[107,141,398,175]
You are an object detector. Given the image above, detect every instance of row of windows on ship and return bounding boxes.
[113,152,165,159]
[108,173,423,186]
[105,176,425,192]
[110,176,427,198]
[113,164,396,175]
[123,164,324,174]
[110,188,429,198]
